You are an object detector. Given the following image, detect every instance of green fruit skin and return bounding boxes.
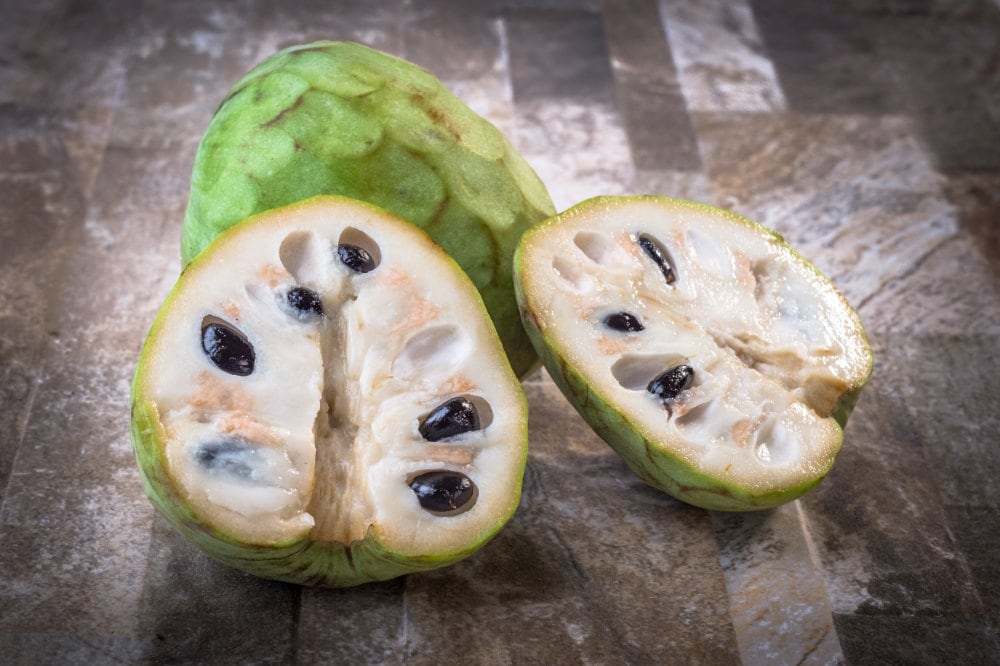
[182,41,555,378]
[514,195,874,512]
[134,198,527,587]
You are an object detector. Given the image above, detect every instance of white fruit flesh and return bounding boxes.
[518,197,871,499]
[140,197,525,553]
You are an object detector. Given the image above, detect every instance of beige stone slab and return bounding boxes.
[603,0,702,170]
[693,112,964,332]
[405,2,516,139]
[713,504,843,665]
[0,0,134,199]
[0,122,81,504]
[296,579,406,664]
[512,375,741,663]
[659,0,787,113]
[513,99,635,212]
[136,515,300,663]
[800,358,990,620]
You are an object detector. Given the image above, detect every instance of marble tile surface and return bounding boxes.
[1,1,999,663]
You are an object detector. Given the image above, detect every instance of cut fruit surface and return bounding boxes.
[514,196,873,510]
[132,196,527,586]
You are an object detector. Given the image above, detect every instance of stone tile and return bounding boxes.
[945,173,1000,282]
[296,579,406,664]
[659,0,787,112]
[0,0,130,506]
[403,1,515,136]
[0,355,155,638]
[502,376,740,663]
[0,0,134,198]
[863,8,1000,172]
[630,169,715,203]
[382,375,739,663]
[0,113,83,504]
[2,2,999,662]
[498,0,602,12]
[0,3,218,647]
[512,99,634,212]
[400,519,629,664]
[944,505,1000,631]
[504,8,614,105]
[800,360,988,621]
[750,0,895,115]
[834,615,1000,665]
[603,0,701,171]
[692,112,961,331]
[753,0,1000,170]
[135,515,300,663]
[845,0,988,12]
[403,0,501,82]
[855,235,1000,336]
[877,336,1000,507]
[497,8,639,208]
[111,1,406,157]
[713,505,843,664]
[0,633,148,665]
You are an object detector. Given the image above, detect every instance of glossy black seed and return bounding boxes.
[603,311,645,332]
[338,243,377,273]
[287,286,324,317]
[647,365,695,403]
[195,439,257,481]
[637,234,676,284]
[419,397,481,442]
[202,320,255,376]
[409,471,476,514]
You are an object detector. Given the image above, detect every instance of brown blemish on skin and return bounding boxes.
[426,105,461,142]
[261,93,306,128]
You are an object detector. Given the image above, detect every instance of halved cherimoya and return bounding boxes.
[514,196,872,511]
[131,196,527,585]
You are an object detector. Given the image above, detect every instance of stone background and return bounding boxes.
[2,0,999,663]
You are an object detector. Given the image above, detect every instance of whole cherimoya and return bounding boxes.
[515,196,873,511]
[182,41,555,378]
[133,197,527,586]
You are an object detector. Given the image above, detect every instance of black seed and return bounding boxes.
[287,286,324,317]
[338,243,377,273]
[419,397,481,442]
[603,311,645,332]
[637,234,676,285]
[195,439,258,481]
[202,320,255,376]
[647,365,695,403]
[409,471,476,514]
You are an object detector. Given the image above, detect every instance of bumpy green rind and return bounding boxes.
[514,195,874,511]
[134,198,527,586]
[182,41,555,378]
